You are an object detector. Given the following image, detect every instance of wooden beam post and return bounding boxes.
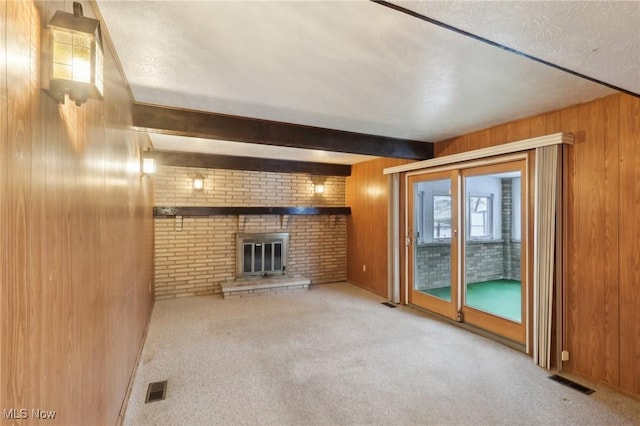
[133,103,434,160]
[147,150,351,176]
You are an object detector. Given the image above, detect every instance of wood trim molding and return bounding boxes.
[153,206,351,217]
[132,103,434,160]
[116,302,154,426]
[383,132,573,175]
[147,150,351,176]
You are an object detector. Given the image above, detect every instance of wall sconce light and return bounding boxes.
[142,157,156,175]
[193,174,205,191]
[314,184,325,194]
[42,2,104,106]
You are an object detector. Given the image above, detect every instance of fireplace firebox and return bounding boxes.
[236,233,289,278]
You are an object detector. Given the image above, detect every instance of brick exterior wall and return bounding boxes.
[501,179,522,281]
[415,244,451,290]
[414,242,506,291]
[510,242,522,281]
[154,165,347,299]
[464,242,506,282]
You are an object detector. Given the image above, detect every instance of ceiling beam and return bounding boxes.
[147,150,352,176]
[132,103,434,160]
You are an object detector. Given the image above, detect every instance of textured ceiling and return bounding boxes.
[95,1,636,164]
[398,1,640,95]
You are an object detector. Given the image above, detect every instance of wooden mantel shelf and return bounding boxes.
[153,206,351,217]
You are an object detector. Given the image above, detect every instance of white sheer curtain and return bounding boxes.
[533,145,560,368]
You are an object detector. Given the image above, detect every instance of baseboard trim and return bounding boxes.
[116,300,155,426]
[559,369,640,402]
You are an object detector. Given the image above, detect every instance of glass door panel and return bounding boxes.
[461,161,526,343]
[408,171,458,320]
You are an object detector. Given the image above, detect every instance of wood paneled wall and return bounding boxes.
[1,1,154,425]
[346,158,411,297]
[618,95,640,396]
[435,93,640,398]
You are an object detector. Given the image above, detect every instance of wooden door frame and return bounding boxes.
[402,154,531,346]
[459,160,528,344]
[406,170,459,321]
[389,134,574,358]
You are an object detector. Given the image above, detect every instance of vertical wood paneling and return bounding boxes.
[28,1,47,410]
[39,5,64,411]
[0,0,7,412]
[601,95,620,385]
[566,98,619,384]
[505,117,531,142]
[489,123,509,146]
[544,110,561,134]
[618,94,640,395]
[1,1,154,424]
[346,158,411,297]
[41,91,63,415]
[4,0,33,411]
[529,115,546,138]
[432,93,638,398]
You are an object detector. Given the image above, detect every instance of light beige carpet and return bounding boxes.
[124,282,640,425]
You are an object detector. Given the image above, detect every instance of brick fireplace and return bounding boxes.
[153,166,348,299]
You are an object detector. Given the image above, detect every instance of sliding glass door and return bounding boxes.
[408,160,527,343]
[460,161,526,343]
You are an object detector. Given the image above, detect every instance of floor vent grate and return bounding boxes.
[548,375,594,395]
[145,380,168,403]
[381,302,397,308]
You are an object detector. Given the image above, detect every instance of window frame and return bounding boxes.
[467,193,494,240]
[432,193,452,241]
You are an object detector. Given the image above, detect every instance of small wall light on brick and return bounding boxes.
[193,174,205,191]
[314,184,325,194]
[141,151,156,176]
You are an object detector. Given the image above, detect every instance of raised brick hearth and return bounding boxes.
[221,276,310,299]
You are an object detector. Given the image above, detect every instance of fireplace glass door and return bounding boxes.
[243,242,283,275]
[236,232,289,277]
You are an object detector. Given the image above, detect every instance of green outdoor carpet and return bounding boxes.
[423,279,521,322]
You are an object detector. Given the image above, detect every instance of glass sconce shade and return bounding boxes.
[43,3,104,106]
[142,158,156,175]
[193,175,205,191]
